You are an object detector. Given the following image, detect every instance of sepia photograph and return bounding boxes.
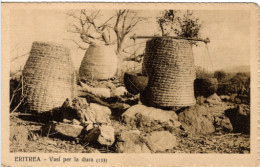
[2,2,259,167]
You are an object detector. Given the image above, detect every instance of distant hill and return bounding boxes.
[221,65,250,73]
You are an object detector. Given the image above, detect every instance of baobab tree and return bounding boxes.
[67,9,145,55]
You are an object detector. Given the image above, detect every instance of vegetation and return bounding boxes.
[156,10,203,45]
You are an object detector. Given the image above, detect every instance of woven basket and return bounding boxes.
[140,38,196,108]
[79,44,118,81]
[124,73,148,95]
[194,78,218,97]
[22,42,77,113]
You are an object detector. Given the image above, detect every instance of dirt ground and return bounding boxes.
[10,105,250,154]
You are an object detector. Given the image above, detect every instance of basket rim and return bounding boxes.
[32,41,68,49]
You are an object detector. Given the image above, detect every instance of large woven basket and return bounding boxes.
[140,38,196,108]
[22,42,77,113]
[79,44,118,81]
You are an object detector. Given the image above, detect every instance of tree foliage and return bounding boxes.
[214,70,226,82]
[156,10,203,42]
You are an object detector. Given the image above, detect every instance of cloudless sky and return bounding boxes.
[10,9,250,72]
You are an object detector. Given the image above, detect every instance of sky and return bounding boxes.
[10,9,250,73]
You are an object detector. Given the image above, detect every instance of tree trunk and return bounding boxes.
[160,22,165,36]
[117,37,125,55]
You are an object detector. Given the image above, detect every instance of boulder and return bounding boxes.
[121,104,181,133]
[79,82,111,98]
[10,126,29,144]
[72,119,81,125]
[55,123,83,138]
[83,125,115,146]
[115,130,177,153]
[225,104,250,133]
[115,130,151,153]
[41,121,83,138]
[143,131,177,152]
[196,96,206,105]
[113,86,128,97]
[219,95,231,102]
[214,116,233,132]
[205,93,222,105]
[220,118,233,132]
[230,94,238,103]
[178,105,215,135]
[86,103,111,124]
[61,98,112,127]
[61,98,88,123]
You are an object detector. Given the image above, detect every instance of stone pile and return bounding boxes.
[115,104,180,153]
[41,97,115,146]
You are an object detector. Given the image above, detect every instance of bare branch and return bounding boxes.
[98,14,116,31]
[67,12,82,21]
[11,52,29,62]
[10,76,25,113]
[64,39,88,50]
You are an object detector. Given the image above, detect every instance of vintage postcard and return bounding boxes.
[1,2,259,167]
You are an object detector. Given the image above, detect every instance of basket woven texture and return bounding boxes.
[140,38,196,108]
[22,42,77,113]
[124,73,148,95]
[79,44,118,81]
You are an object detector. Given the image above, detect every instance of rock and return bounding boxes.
[85,124,95,131]
[115,130,151,153]
[63,119,72,123]
[214,115,233,132]
[225,105,250,133]
[104,82,117,90]
[41,121,83,138]
[72,119,81,125]
[83,125,115,146]
[220,118,233,132]
[143,131,177,152]
[230,94,238,102]
[55,123,83,138]
[86,103,111,124]
[122,104,180,133]
[205,93,222,104]
[113,86,128,97]
[219,95,230,102]
[178,105,215,135]
[10,126,29,144]
[61,97,88,123]
[196,96,206,105]
[61,97,111,125]
[115,130,177,153]
[86,147,101,153]
[79,82,111,98]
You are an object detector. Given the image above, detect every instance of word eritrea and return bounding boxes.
[15,156,41,162]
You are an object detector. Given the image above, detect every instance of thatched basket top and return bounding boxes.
[79,44,118,81]
[124,73,148,95]
[141,38,196,108]
[22,41,77,113]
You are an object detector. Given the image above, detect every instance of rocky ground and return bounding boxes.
[10,93,250,153]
